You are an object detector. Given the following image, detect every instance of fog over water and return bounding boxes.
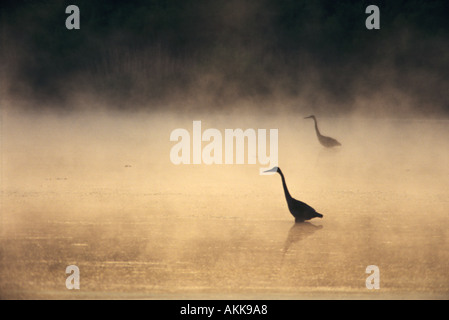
[1,0,448,300]
[1,108,448,299]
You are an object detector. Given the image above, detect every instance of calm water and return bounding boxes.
[1,112,448,299]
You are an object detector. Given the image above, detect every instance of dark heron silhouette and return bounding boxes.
[304,115,341,148]
[264,167,323,222]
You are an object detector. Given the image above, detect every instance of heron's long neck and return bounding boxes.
[278,170,292,202]
[312,117,322,137]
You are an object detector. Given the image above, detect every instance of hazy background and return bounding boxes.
[1,0,448,299]
[1,0,448,116]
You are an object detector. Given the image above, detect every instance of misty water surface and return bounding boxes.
[0,111,448,299]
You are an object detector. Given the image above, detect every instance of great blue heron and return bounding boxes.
[264,167,323,222]
[304,115,341,148]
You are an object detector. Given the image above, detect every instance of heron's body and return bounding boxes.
[305,115,341,148]
[266,167,323,222]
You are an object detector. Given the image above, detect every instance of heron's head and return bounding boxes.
[304,115,316,120]
[263,166,279,174]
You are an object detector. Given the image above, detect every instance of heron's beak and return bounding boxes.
[304,116,312,119]
[263,167,278,173]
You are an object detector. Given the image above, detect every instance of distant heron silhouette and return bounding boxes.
[304,115,341,148]
[264,167,323,222]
